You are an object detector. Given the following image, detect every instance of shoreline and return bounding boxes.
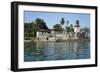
[24,40,32,42]
[24,38,90,42]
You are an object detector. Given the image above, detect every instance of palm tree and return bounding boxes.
[66,21,69,26]
[65,21,70,32]
[70,24,74,32]
[60,18,65,25]
[83,27,90,38]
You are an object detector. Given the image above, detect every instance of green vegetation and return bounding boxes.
[66,24,74,33]
[24,18,48,40]
[53,24,63,30]
[34,18,48,30]
[80,27,90,38]
[24,23,34,40]
[24,18,90,40]
[66,21,69,26]
[60,18,65,25]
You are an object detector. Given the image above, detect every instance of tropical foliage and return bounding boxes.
[24,18,48,39]
[53,24,63,30]
[60,18,65,25]
[24,17,90,40]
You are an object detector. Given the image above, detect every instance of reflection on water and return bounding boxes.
[24,40,90,62]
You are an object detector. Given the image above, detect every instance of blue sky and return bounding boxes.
[24,11,90,29]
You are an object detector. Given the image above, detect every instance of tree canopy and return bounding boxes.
[34,18,48,30]
[60,18,65,25]
[53,24,63,30]
[66,21,69,26]
[66,24,74,33]
[24,18,49,38]
[80,27,90,33]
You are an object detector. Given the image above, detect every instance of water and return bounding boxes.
[24,40,90,62]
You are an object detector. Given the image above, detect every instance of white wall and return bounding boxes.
[0,0,99,73]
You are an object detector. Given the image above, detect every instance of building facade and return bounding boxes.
[36,21,87,41]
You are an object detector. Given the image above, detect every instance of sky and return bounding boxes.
[24,11,90,29]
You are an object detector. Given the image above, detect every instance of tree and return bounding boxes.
[53,24,63,30]
[24,23,35,40]
[65,24,74,39]
[66,26,70,33]
[66,24,74,33]
[80,27,90,33]
[24,18,49,38]
[60,18,65,25]
[80,27,90,38]
[66,21,69,26]
[32,22,39,37]
[70,24,74,32]
[34,18,48,30]
[84,27,90,33]
[32,18,48,37]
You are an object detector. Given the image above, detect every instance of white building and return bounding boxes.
[36,21,82,41]
[74,23,80,39]
[36,30,49,41]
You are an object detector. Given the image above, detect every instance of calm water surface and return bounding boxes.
[24,40,90,62]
